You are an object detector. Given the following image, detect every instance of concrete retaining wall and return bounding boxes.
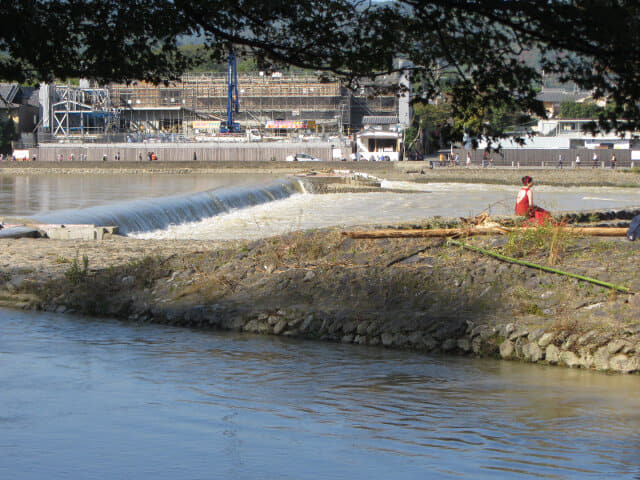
[34,142,337,163]
[455,148,635,168]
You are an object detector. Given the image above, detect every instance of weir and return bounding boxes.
[7,178,306,235]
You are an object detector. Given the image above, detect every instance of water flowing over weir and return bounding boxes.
[25,178,307,235]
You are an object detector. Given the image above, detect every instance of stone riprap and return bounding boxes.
[1,226,639,374]
[1,163,639,373]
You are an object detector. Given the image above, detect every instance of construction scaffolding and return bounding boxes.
[46,72,399,139]
[51,84,117,138]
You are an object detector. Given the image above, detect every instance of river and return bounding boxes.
[1,173,639,240]
[1,173,639,479]
[1,309,639,479]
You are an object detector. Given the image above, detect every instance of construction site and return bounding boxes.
[39,68,404,143]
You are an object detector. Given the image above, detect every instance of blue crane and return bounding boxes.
[220,51,241,134]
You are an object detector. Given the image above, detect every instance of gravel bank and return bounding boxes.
[1,218,639,374]
[1,163,639,373]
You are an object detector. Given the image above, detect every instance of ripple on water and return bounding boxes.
[1,309,639,479]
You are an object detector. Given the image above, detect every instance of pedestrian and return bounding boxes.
[466,152,471,168]
[557,153,563,169]
[611,153,617,169]
[575,154,581,168]
[138,152,142,162]
[454,153,460,166]
[592,152,599,168]
[193,152,197,161]
[102,154,107,162]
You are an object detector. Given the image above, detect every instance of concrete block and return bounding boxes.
[39,224,119,240]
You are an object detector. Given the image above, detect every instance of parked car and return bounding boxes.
[285,153,323,162]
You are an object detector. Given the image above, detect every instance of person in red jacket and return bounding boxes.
[515,176,550,223]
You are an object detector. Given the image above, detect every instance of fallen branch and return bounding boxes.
[344,227,507,238]
[343,226,628,239]
[385,239,445,267]
[447,238,632,294]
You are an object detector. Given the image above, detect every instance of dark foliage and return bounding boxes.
[2,1,639,139]
[0,118,17,154]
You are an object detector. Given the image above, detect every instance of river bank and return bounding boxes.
[1,210,639,374]
[2,161,640,187]
[1,164,639,373]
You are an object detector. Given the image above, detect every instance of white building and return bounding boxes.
[478,119,639,150]
[356,116,403,161]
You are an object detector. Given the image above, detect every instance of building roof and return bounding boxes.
[0,83,19,102]
[536,88,592,104]
[0,84,39,109]
[362,115,398,125]
[19,87,39,108]
[0,84,20,109]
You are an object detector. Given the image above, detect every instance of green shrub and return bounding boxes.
[65,254,89,285]
[501,223,573,264]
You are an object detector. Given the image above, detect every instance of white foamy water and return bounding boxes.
[2,174,638,240]
[131,182,640,240]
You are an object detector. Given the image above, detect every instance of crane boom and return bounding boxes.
[221,51,241,133]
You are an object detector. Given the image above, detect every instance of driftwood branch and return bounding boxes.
[385,239,445,267]
[343,227,628,239]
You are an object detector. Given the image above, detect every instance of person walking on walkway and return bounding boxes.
[611,153,617,169]
[592,152,599,168]
[557,154,563,169]
[575,154,581,168]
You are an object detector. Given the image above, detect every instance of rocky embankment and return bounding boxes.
[1,212,640,374]
[3,160,640,187]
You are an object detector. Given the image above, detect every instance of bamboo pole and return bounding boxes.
[343,226,628,239]
[343,227,507,238]
[447,238,632,294]
[560,227,628,236]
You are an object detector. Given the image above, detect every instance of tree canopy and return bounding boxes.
[558,101,604,120]
[2,1,639,140]
[0,118,18,154]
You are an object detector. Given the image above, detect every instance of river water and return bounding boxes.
[1,173,640,478]
[1,173,639,240]
[2,309,640,480]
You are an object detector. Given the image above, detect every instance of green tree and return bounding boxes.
[406,102,455,153]
[2,1,640,141]
[558,101,603,119]
[0,118,17,155]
